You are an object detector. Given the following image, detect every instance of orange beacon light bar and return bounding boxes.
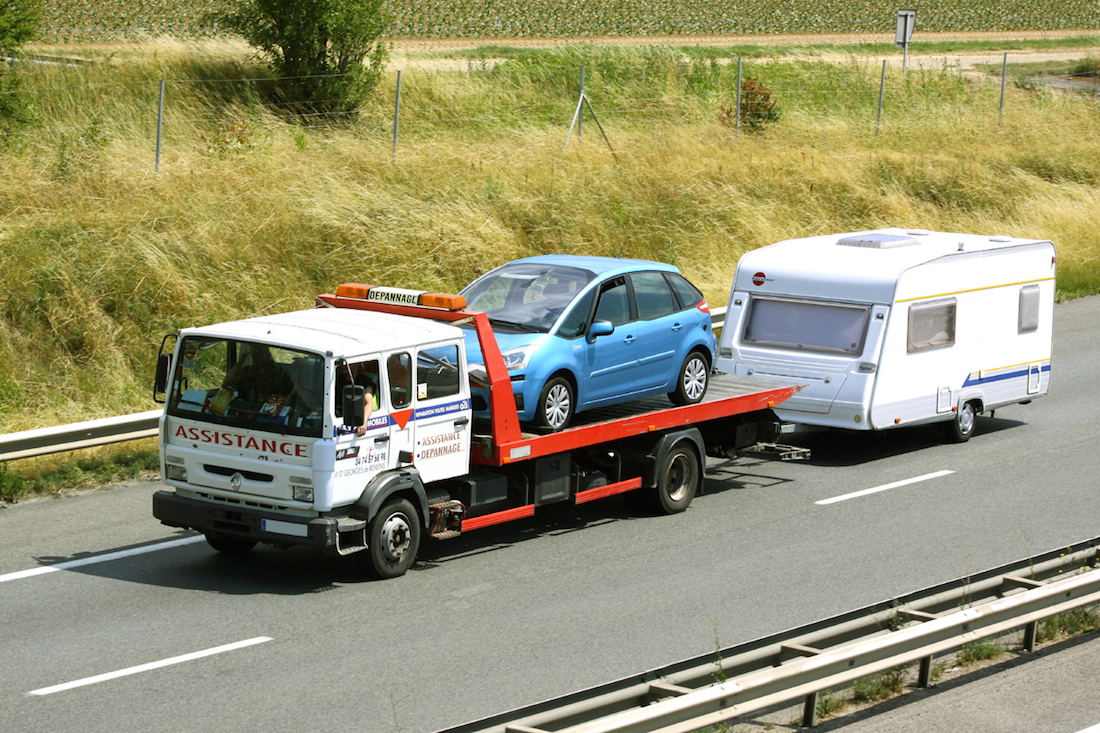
[334,284,467,311]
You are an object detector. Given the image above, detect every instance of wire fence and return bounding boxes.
[3,49,1097,172]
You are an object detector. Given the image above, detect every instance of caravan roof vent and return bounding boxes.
[836,233,920,249]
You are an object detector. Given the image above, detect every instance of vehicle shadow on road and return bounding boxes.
[773,414,1025,468]
[32,498,669,594]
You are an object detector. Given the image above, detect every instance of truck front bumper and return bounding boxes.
[153,490,343,550]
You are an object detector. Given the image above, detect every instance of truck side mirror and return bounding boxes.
[155,353,173,396]
[342,384,366,428]
[587,320,614,344]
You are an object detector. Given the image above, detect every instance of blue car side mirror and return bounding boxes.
[587,320,614,343]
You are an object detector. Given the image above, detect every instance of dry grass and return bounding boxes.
[1,42,1098,437]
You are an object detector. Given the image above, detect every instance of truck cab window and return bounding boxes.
[418,344,461,400]
[388,352,412,408]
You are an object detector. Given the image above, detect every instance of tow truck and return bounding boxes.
[152,284,801,578]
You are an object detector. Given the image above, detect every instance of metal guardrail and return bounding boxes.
[437,537,1100,733]
[0,410,161,462]
[0,309,731,463]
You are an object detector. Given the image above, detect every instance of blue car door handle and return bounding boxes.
[623,335,636,344]
[671,323,683,331]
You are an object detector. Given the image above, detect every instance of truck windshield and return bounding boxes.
[742,297,870,355]
[167,337,324,438]
[460,263,594,333]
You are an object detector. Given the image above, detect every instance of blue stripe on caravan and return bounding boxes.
[962,364,1049,388]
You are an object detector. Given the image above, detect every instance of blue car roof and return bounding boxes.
[500,254,680,277]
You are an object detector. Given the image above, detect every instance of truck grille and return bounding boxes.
[204,465,274,482]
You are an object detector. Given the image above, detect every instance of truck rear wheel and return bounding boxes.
[655,443,700,514]
[205,534,257,555]
[367,497,421,579]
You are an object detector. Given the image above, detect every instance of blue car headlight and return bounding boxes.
[501,344,537,371]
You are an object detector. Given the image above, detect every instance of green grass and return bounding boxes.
[0,444,160,503]
[852,666,907,703]
[957,638,1005,665]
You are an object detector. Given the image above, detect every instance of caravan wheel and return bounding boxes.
[944,401,978,443]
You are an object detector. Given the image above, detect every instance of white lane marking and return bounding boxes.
[1076,725,1100,733]
[0,535,206,584]
[28,637,272,696]
[816,470,955,505]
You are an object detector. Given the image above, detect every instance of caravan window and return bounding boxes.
[907,299,956,353]
[1018,284,1040,333]
[742,297,870,355]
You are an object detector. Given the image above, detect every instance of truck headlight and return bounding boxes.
[166,465,187,482]
[292,485,314,503]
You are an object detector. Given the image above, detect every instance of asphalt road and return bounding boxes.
[1,295,1097,733]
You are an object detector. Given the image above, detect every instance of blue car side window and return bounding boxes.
[631,271,678,321]
[595,278,631,327]
[557,288,597,339]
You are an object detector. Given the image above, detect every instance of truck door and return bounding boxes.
[331,357,396,505]
[410,343,471,483]
[583,276,638,404]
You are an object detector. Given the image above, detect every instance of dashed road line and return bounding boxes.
[816,470,955,505]
[0,535,205,584]
[28,637,273,696]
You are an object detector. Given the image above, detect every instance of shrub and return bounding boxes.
[717,77,780,131]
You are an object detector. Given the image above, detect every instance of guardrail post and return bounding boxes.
[802,691,818,728]
[917,655,933,687]
[1023,620,1038,652]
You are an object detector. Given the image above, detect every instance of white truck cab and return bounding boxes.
[155,289,472,575]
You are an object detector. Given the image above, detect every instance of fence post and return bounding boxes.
[578,65,585,142]
[155,80,165,175]
[736,57,742,140]
[392,70,402,162]
[876,60,886,136]
[999,52,1008,126]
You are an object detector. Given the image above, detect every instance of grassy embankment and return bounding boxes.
[1,40,1098,499]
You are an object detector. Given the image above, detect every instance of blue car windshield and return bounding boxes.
[461,264,595,333]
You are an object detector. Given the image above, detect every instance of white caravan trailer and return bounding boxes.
[716,228,1056,441]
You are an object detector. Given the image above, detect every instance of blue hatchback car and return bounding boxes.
[460,255,717,430]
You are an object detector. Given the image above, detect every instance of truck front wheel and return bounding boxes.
[205,534,257,555]
[367,498,421,579]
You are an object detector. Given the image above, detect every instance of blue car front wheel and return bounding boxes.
[536,376,575,431]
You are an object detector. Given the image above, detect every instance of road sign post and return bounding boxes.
[895,9,916,71]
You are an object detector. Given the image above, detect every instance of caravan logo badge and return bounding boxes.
[752,272,766,286]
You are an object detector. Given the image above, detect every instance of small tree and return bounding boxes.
[717,77,780,132]
[218,0,389,117]
[0,0,43,129]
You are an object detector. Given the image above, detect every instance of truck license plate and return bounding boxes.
[261,518,309,537]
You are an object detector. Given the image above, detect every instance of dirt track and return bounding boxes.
[389,29,1100,54]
